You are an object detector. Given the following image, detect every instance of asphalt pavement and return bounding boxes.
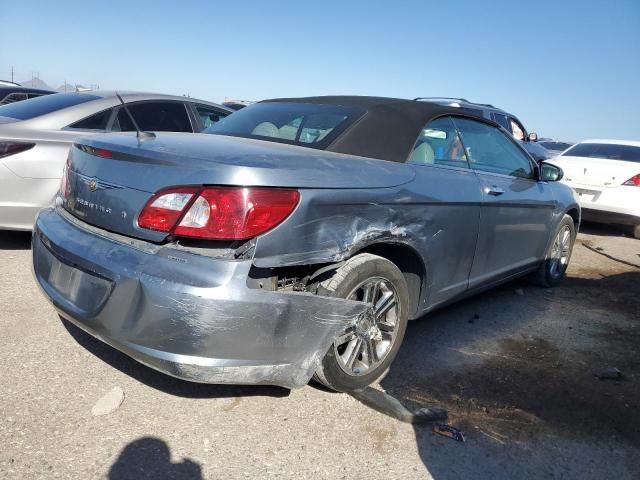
[1,223,638,479]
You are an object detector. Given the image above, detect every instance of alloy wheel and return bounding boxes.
[333,277,400,376]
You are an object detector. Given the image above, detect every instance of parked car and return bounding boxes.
[0,80,22,87]
[424,97,551,162]
[551,139,640,238]
[0,85,55,105]
[222,98,254,111]
[32,96,579,392]
[538,138,574,157]
[0,91,231,230]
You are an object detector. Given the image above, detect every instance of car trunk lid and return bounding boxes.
[554,155,640,188]
[64,132,415,241]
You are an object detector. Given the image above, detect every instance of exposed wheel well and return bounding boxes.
[567,208,580,230]
[356,243,426,319]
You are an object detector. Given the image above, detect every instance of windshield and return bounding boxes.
[0,92,99,120]
[562,143,640,163]
[204,102,365,148]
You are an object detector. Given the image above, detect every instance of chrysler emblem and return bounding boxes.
[89,179,98,192]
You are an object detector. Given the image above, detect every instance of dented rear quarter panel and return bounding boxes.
[254,164,483,314]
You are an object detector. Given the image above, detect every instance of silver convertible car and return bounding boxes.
[0,91,231,230]
[32,96,580,391]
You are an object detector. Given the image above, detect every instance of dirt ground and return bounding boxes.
[0,223,638,479]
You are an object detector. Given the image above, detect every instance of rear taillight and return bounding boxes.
[138,187,300,240]
[622,174,640,187]
[138,187,200,232]
[0,141,35,159]
[75,144,113,158]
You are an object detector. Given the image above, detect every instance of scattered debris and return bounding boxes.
[514,288,524,296]
[595,367,623,381]
[433,424,466,442]
[350,387,447,424]
[91,387,125,416]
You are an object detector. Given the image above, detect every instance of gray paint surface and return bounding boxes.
[32,121,580,388]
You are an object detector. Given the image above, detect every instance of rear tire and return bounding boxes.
[313,253,409,392]
[633,224,640,240]
[534,214,576,287]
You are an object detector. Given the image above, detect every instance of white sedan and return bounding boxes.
[551,139,640,238]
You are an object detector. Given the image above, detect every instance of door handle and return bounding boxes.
[484,186,505,196]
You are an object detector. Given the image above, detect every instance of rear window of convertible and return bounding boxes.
[204,102,365,148]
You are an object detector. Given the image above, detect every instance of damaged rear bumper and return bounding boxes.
[32,207,366,388]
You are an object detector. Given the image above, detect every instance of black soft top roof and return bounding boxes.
[264,96,497,163]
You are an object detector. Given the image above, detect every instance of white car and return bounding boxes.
[551,139,640,238]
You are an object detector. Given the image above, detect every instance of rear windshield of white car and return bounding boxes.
[562,143,640,163]
[204,102,366,148]
[0,92,100,120]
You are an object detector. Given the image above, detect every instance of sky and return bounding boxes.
[1,0,639,141]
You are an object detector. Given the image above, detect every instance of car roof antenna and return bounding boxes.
[115,92,155,141]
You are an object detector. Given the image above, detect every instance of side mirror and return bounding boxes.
[539,162,564,182]
[528,132,538,142]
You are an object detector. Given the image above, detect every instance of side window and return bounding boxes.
[409,116,469,168]
[27,93,45,100]
[453,117,534,179]
[68,108,113,130]
[195,105,228,131]
[113,102,192,132]
[0,93,28,105]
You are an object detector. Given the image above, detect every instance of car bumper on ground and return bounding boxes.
[32,207,367,389]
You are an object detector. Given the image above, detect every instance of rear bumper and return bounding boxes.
[569,184,640,226]
[0,163,58,230]
[581,208,640,227]
[32,207,366,388]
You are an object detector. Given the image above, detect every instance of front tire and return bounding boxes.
[313,253,409,392]
[534,214,576,287]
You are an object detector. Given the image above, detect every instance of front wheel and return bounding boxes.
[313,253,409,392]
[534,214,576,287]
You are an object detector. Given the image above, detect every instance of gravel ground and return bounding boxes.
[1,223,638,479]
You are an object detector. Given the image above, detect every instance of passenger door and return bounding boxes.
[408,116,482,306]
[452,117,555,288]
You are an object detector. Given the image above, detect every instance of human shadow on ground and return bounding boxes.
[379,270,640,479]
[108,437,202,480]
[62,318,289,399]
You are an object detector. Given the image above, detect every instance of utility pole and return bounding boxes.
[10,66,14,83]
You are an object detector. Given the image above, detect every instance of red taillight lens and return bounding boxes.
[76,144,113,158]
[138,187,200,232]
[0,141,35,159]
[622,174,640,186]
[138,187,300,240]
